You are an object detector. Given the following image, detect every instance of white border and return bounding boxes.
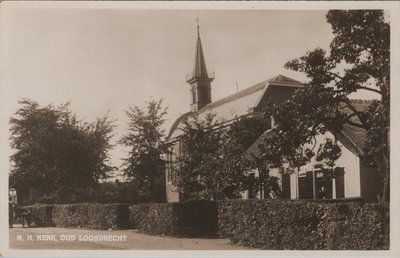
[1,1,399,257]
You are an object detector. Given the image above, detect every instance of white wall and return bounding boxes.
[335,140,361,198]
[290,172,298,199]
[290,131,361,199]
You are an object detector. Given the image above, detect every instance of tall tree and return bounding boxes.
[263,10,389,201]
[172,113,224,200]
[9,99,114,204]
[120,99,167,202]
[219,114,275,199]
[173,113,275,200]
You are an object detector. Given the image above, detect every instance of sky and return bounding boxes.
[0,3,383,177]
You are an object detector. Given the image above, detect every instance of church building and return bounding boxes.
[164,25,379,202]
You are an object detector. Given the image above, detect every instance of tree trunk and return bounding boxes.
[380,81,390,203]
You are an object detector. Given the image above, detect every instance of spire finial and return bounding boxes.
[195,16,200,36]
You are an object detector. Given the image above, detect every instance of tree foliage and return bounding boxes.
[315,138,342,169]
[262,10,389,201]
[173,113,277,200]
[9,99,115,204]
[172,113,224,200]
[93,180,146,204]
[221,114,279,199]
[120,99,167,202]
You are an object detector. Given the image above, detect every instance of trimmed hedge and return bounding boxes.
[52,204,90,228]
[23,199,389,250]
[217,199,389,250]
[129,200,218,237]
[89,203,130,229]
[25,204,55,227]
[52,203,130,230]
[318,202,389,249]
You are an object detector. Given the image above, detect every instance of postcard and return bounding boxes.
[1,1,399,257]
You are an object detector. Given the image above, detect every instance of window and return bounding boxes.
[298,168,345,199]
[192,90,197,103]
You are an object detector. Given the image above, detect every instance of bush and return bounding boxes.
[52,203,130,230]
[318,202,389,249]
[218,199,322,249]
[174,200,218,236]
[52,204,90,228]
[129,203,151,229]
[217,199,389,250]
[130,203,174,235]
[129,200,217,237]
[25,204,54,227]
[87,203,131,230]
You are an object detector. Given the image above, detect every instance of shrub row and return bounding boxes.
[217,199,389,250]
[53,203,130,230]
[26,203,130,230]
[24,201,217,236]
[129,200,218,237]
[24,199,389,250]
[24,204,55,227]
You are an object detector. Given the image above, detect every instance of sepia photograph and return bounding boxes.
[0,1,398,257]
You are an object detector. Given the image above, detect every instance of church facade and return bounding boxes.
[164,27,379,202]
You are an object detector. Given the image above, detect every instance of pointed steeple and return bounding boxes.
[186,20,214,112]
[192,24,209,79]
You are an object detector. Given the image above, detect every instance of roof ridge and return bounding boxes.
[197,80,269,113]
[267,74,303,84]
[197,74,303,113]
[168,74,304,139]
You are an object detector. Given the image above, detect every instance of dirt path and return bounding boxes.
[9,225,253,250]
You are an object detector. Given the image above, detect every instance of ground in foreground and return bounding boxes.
[9,225,252,250]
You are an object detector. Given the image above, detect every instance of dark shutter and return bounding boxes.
[335,167,345,198]
[281,174,291,199]
[299,171,313,199]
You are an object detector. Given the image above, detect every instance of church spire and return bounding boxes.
[192,20,209,79]
[186,20,214,112]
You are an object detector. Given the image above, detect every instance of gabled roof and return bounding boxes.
[268,74,303,84]
[336,125,367,156]
[335,99,376,156]
[167,112,192,139]
[198,75,302,113]
[167,74,304,139]
[245,125,368,160]
[244,129,277,159]
[244,99,376,158]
